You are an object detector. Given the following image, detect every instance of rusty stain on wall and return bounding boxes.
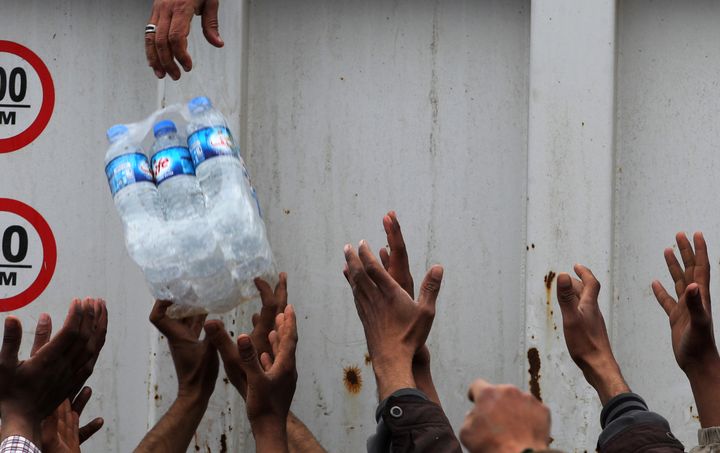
[364,352,371,366]
[219,433,227,453]
[527,347,542,401]
[343,365,363,394]
[544,271,557,324]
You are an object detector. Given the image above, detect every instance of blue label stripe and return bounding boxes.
[151,146,196,185]
[105,153,154,196]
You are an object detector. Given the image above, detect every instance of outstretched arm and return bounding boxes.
[134,300,219,453]
[652,232,720,428]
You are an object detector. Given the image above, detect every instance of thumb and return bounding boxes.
[0,316,22,366]
[202,0,224,47]
[418,265,443,312]
[237,334,264,379]
[556,273,579,313]
[685,283,709,326]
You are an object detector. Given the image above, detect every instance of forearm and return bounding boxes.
[252,420,289,453]
[412,362,441,407]
[686,357,720,428]
[134,395,209,453]
[287,412,326,453]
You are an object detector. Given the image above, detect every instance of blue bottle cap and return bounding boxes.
[106,124,129,143]
[188,96,212,113]
[153,119,177,137]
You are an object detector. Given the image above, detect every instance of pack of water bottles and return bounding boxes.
[104,96,275,318]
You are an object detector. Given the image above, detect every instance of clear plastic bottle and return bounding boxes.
[149,119,236,314]
[186,96,274,301]
[104,124,180,300]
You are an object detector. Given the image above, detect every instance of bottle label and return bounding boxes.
[105,153,154,196]
[188,126,238,166]
[151,146,196,185]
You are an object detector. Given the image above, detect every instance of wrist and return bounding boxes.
[252,417,288,451]
[372,357,415,401]
[579,357,630,406]
[0,410,42,445]
[684,353,720,382]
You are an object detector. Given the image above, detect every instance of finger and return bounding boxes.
[154,9,181,80]
[260,352,273,371]
[190,314,207,339]
[385,211,411,271]
[651,280,676,316]
[686,283,710,326]
[149,300,185,339]
[417,265,443,314]
[344,244,380,298]
[168,5,194,72]
[664,247,686,298]
[255,277,275,307]
[273,305,298,369]
[79,417,104,444]
[41,299,83,359]
[676,232,696,286]
[254,279,278,335]
[556,272,580,316]
[30,313,52,356]
[0,316,22,366]
[275,273,288,312]
[467,378,492,402]
[145,9,165,78]
[236,334,265,380]
[693,232,711,289]
[201,0,224,47]
[574,264,601,302]
[251,313,260,328]
[268,330,279,358]
[71,386,92,416]
[379,247,390,270]
[204,321,244,383]
[357,240,398,294]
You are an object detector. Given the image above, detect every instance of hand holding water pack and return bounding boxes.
[104,97,275,317]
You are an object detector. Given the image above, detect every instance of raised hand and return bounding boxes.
[343,239,443,400]
[652,232,719,373]
[145,0,224,80]
[149,300,219,401]
[460,379,551,453]
[378,211,441,406]
[0,299,108,444]
[652,232,720,427]
[206,305,298,453]
[556,265,629,405]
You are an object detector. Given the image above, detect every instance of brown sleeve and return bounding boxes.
[600,422,685,453]
[380,394,462,453]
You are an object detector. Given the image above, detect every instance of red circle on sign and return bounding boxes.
[0,41,55,153]
[0,198,57,312]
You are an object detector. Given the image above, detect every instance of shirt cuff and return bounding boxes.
[0,436,41,453]
[374,388,429,422]
[698,426,720,446]
[600,392,649,429]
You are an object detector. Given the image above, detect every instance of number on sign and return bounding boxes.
[2,225,28,263]
[0,67,27,103]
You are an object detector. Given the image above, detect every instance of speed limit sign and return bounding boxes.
[0,198,57,311]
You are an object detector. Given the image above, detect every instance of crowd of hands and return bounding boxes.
[1,210,719,452]
[0,2,703,451]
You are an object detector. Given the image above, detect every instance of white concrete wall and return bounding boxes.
[2,0,720,452]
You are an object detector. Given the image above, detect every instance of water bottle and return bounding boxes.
[149,120,236,313]
[186,96,274,301]
[104,124,180,300]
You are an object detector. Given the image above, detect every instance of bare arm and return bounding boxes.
[287,412,326,453]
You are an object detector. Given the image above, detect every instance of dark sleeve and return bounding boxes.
[597,392,685,453]
[366,388,461,453]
